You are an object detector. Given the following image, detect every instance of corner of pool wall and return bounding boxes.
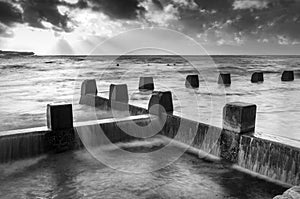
[220,102,257,163]
[148,91,174,115]
[46,104,76,153]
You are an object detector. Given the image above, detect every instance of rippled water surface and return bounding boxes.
[0,140,286,199]
[0,55,300,143]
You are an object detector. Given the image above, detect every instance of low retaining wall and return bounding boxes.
[0,115,151,163]
[0,90,299,186]
[239,134,300,185]
[79,94,148,116]
[159,113,300,185]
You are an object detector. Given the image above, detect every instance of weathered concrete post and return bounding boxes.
[148,91,173,115]
[220,102,257,162]
[218,73,231,85]
[109,84,129,111]
[79,79,101,106]
[251,72,264,83]
[185,75,199,88]
[46,104,75,153]
[281,71,294,81]
[223,102,257,133]
[139,77,154,91]
[81,79,97,96]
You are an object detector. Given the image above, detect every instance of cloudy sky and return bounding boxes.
[0,0,300,55]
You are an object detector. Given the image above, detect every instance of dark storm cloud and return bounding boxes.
[166,0,300,44]
[0,0,74,32]
[74,0,145,19]
[20,0,72,32]
[0,1,22,25]
[193,0,233,11]
[0,0,299,45]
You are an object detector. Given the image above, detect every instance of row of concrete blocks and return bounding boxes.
[48,79,257,135]
[188,70,295,87]
[85,71,295,95]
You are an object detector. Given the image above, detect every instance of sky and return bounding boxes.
[0,0,300,55]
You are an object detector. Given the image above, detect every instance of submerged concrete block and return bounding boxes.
[281,71,294,81]
[47,104,73,131]
[81,79,97,96]
[148,91,173,115]
[223,102,257,134]
[139,77,154,91]
[251,72,264,83]
[185,75,199,88]
[218,73,231,85]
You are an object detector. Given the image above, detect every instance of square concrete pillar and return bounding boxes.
[251,72,264,83]
[81,79,97,96]
[47,104,73,130]
[109,84,129,104]
[281,71,294,81]
[148,91,173,115]
[218,73,231,85]
[139,77,154,91]
[185,75,199,88]
[223,102,257,134]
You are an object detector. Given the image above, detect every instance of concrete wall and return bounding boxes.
[158,113,300,185]
[0,115,151,163]
[238,134,300,185]
[0,93,299,186]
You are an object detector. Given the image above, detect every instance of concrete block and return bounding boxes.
[109,84,129,105]
[47,104,73,130]
[81,79,97,96]
[251,72,264,83]
[223,102,256,134]
[148,91,173,115]
[139,77,154,91]
[281,71,294,81]
[218,73,231,85]
[185,75,199,88]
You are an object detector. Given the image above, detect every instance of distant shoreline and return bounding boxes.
[30,54,300,57]
[0,50,35,56]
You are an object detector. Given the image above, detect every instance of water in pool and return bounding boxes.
[0,139,286,199]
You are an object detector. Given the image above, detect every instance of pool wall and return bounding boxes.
[0,81,299,186]
[0,114,152,163]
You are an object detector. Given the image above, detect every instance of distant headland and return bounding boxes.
[0,50,35,57]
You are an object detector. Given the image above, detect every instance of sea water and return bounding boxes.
[0,55,299,145]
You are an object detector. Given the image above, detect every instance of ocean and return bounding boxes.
[0,55,299,145]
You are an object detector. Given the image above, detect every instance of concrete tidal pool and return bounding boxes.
[0,79,299,198]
